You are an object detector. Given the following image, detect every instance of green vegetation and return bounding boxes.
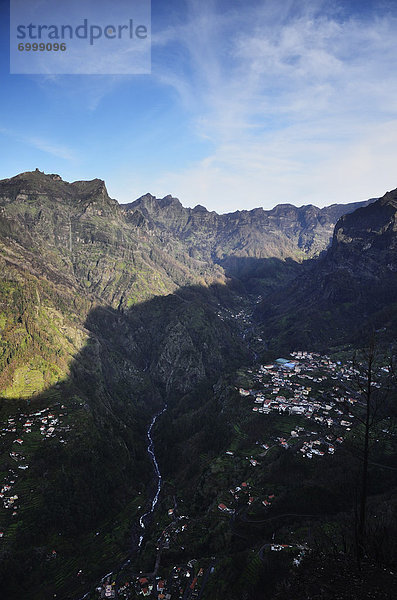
[0,173,396,599]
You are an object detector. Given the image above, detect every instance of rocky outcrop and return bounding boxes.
[256,188,397,349]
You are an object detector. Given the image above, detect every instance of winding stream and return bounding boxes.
[77,405,167,599]
[138,404,167,547]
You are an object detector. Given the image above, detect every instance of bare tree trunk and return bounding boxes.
[357,344,374,561]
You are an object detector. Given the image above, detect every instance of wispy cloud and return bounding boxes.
[149,0,397,210]
[0,127,77,161]
[35,74,128,112]
[26,136,76,161]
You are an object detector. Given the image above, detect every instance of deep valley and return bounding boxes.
[0,171,396,600]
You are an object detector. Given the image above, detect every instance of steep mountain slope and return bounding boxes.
[0,170,374,398]
[0,170,225,305]
[0,286,247,600]
[0,170,229,398]
[0,170,389,599]
[0,172,247,599]
[256,187,397,350]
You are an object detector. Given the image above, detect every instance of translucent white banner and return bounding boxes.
[10,0,151,74]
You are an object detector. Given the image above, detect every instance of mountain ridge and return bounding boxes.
[0,168,383,403]
[0,170,376,295]
[126,190,376,269]
[0,170,396,599]
[125,191,375,220]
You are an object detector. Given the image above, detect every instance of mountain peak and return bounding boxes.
[34,169,63,181]
[158,194,182,208]
[10,169,65,183]
[192,204,208,213]
[380,187,397,209]
[0,171,120,218]
[70,178,108,195]
[125,193,183,214]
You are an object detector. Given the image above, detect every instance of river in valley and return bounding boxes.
[138,404,168,547]
[77,404,167,599]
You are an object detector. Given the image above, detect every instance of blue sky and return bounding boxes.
[1,0,397,212]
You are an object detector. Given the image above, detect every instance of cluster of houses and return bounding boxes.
[105,500,206,600]
[299,437,339,459]
[270,542,309,565]
[0,404,70,539]
[256,428,341,460]
[217,480,276,515]
[155,511,190,552]
[0,466,21,522]
[238,352,362,458]
[114,562,204,599]
[0,405,69,442]
[216,306,252,327]
[212,352,367,530]
[0,478,19,515]
[133,576,173,598]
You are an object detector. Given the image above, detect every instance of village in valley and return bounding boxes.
[238,351,362,457]
[210,351,368,519]
[0,342,392,599]
[88,349,384,599]
[0,403,70,540]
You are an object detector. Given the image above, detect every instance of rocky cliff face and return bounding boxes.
[1,172,250,401]
[0,170,393,599]
[0,170,380,396]
[0,171,225,310]
[313,187,397,307]
[329,189,397,276]
[0,172,247,599]
[256,187,397,349]
[125,192,375,267]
